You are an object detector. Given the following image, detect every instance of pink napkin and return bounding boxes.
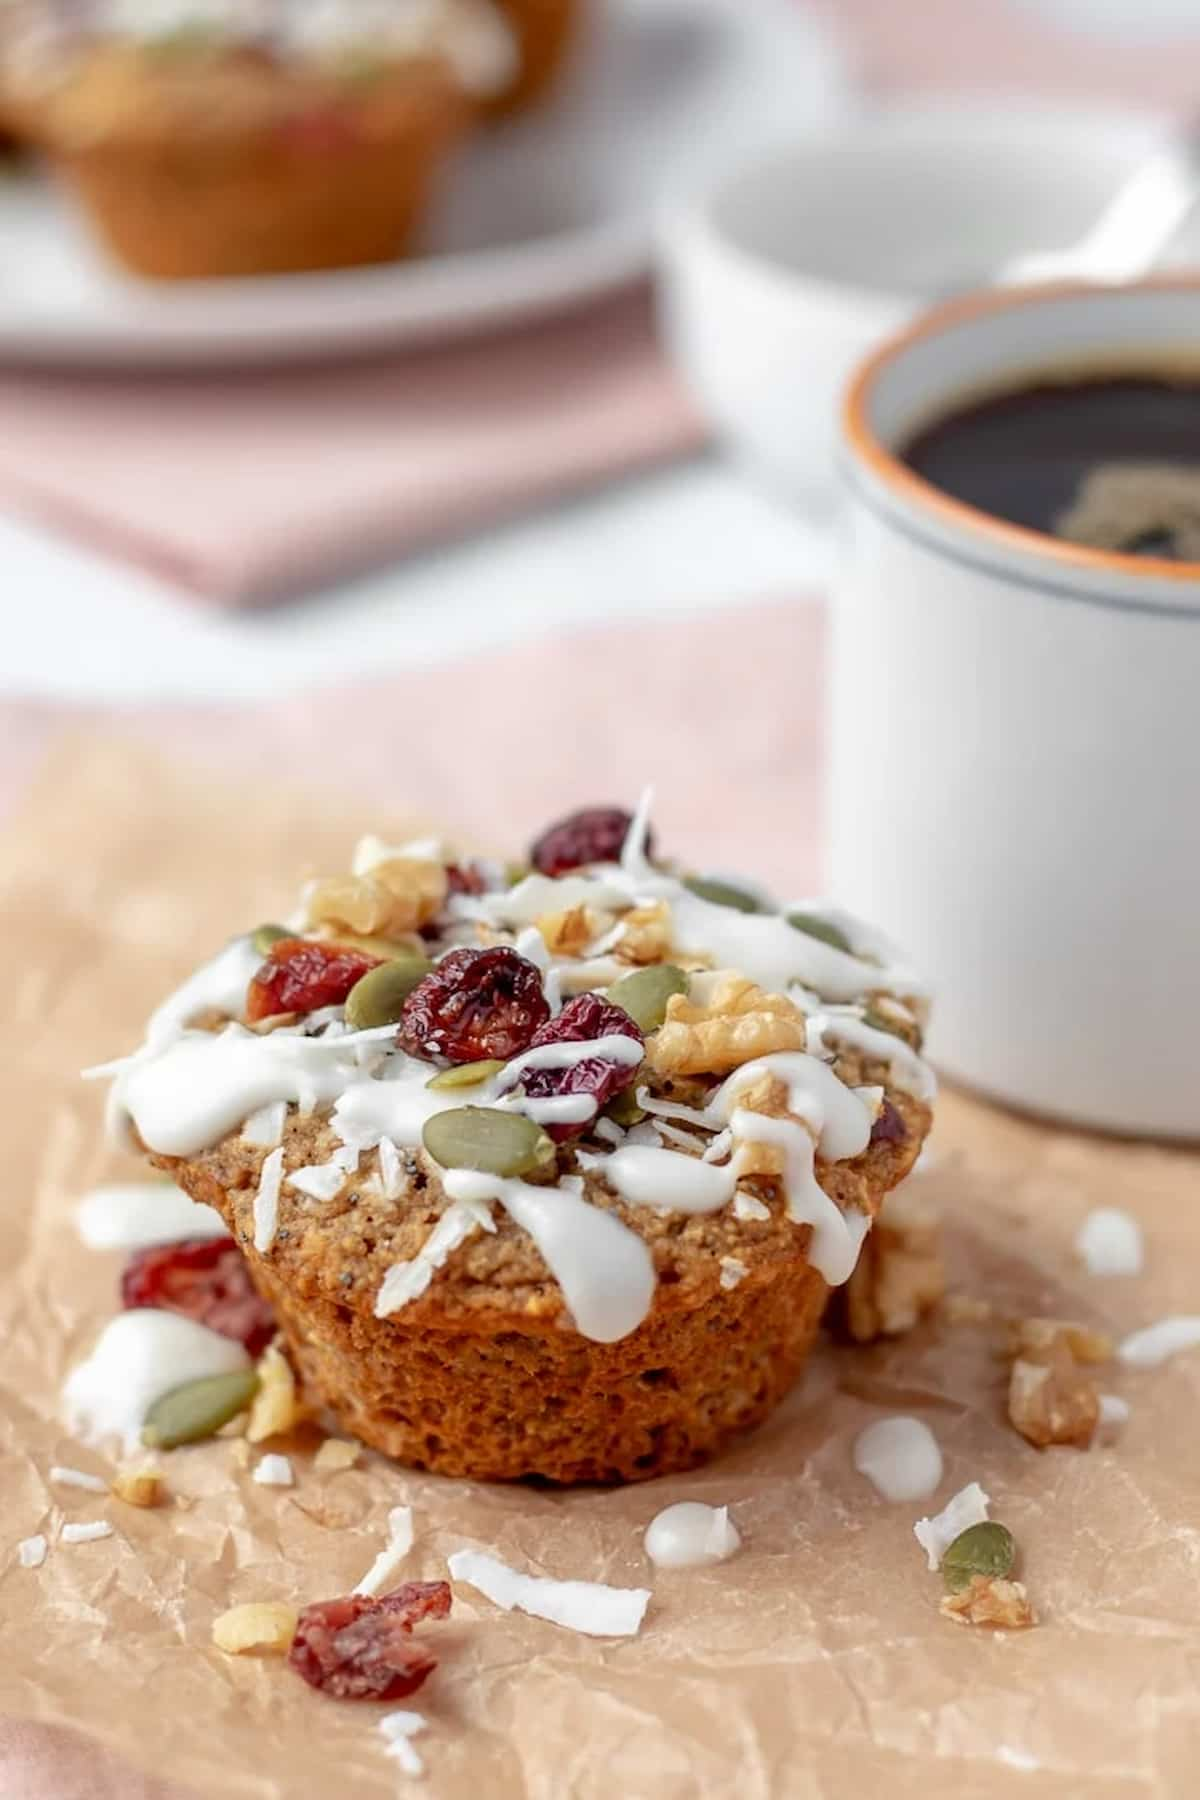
[0,287,701,608]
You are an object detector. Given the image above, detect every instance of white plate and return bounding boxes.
[0,0,847,366]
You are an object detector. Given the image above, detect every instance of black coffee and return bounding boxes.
[901,372,1200,561]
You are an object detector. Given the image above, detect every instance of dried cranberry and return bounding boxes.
[445,861,489,898]
[397,946,549,1063]
[246,937,380,1024]
[517,993,644,1141]
[529,807,650,877]
[288,1583,451,1701]
[120,1237,276,1357]
[870,1099,907,1147]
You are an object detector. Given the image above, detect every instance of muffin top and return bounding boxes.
[2,0,515,136]
[98,801,935,1345]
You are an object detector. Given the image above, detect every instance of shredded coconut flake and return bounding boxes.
[914,1481,990,1570]
[1119,1316,1200,1368]
[354,1505,414,1597]
[253,1145,284,1254]
[1076,1207,1144,1277]
[447,1549,650,1637]
[379,1710,427,1777]
[719,1256,749,1291]
[61,1520,113,1545]
[733,1191,770,1221]
[50,1465,108,1493]
[592,1117,623,1147]
[241,1101,287,1149]
[1099,1394,1131,1428]
[287,1163,347,1202]
[18,1535,47,1569]
[253,1454,294,1488]
[377,1135,404,1200]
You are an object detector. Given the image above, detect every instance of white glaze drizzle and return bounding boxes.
[63,1311,249,1452]
[807,1013,936,1103]
[76,1180,229,1251]
[441,1171,655,1343]
[586,1145,736,1216]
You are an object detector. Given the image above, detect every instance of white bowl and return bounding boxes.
[657,100,1192,505]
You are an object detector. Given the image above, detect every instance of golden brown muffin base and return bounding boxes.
[255,1248,828,1484]
[45,74,466,279]
[159,1082,929,1485]
[486,0,581,116]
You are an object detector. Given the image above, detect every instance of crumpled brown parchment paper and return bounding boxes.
[1,736,1198,1800]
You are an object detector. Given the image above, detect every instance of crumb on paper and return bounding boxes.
[246,1342,301,1443]
[18,1535,47,1569]
[1009,1345,1100,1450]
[228,1437,252,1469]
[61,1520,113,1545]
[253,1453,294,1488]
[1119,1315,1200,1368]
[212,1601,298,1656]
[940,1575,1036,1630]
[112,1465,165,1508]
[943,1293,993,1326]
[840,1184,945,1342]
[314,1437,361,1474]
[1075,1206,1143,1277]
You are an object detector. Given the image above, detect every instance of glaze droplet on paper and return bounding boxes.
[853,1416,943,1501]
[644,1502,742,1569]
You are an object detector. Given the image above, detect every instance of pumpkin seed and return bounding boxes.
[250,923,289,957]
[607,964,689,1034]
[427,1059,506,1092]
[602,1088,647,1129]
[422,1107,556,1180]
[941,1521,1016,1593]
[786,911,852,954]
[344,956,432,1030]
[683,875,762,914]
[142,1369,260,1450]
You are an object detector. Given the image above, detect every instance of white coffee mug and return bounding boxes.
[831,279,1200,1139]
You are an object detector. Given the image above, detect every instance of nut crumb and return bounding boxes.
[111,1465,165,1508]
[940,1575,1035,1630]
[306,858,446,938]
[212,1601,298,1656]
[614,900,673,966]
[314,1437,361,1474]
[247,1343,302,1443]
[1009,1345,1100,1450]
[943,1294,994,1326]
[535,905,605,957]
[840,1184,945,1342]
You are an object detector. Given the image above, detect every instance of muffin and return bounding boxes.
[3,0,516,279]
[106,803,935,1484]
[486,0,580,116]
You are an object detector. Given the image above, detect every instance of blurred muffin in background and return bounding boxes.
[486,0,581,115]
[1,0,518,278]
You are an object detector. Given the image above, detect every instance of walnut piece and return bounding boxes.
[536,904,605,957]
[614,900,673,966]
[1008,1344,1099,1450]
[306,857,447,938]
[648,974,807,1078]
[246,1343,302,1444]
[940,1576,1035,1630]
[212,1602,298,1656]
[1006,1316,1113,1365]
[111,1464,165,1508]
[841,1184,945,1342]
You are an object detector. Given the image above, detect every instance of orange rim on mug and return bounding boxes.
[842,275,1200,586]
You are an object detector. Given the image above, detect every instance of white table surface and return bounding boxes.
[2,453,830,705]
